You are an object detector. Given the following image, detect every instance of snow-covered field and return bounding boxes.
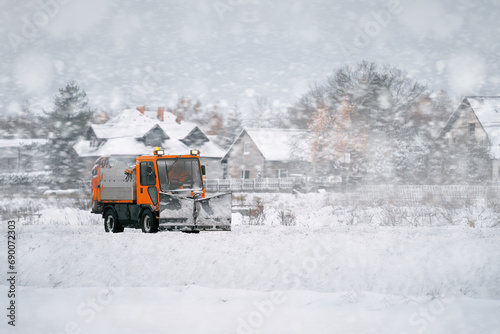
[1,193,500,333]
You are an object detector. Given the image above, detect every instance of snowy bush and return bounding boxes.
[0,171,53,185]
[0,197,98,226]
[248,196,266,225]
[0,197,42,220]
[232,191,500,228]
[277,208,297,226]
[232,194,247,206]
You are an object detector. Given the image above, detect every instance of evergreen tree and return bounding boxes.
[225,103,243,138]
[44,81,93,140]
[212,102,244,150]
[42,81,93,186]
[392,129,430,184]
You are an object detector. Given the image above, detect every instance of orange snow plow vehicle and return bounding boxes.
[91,148,231,233]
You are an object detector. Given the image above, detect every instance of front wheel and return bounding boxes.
[141,209,158,233]
[104,209,123,233]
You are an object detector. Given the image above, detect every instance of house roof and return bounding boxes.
[89,109,198,140]
[74,109,225,158]
[443,96,500,159]
[223,128,310,162]
[74,137,188,157]
[90,109,158,139]
[74,136,224,158]
[194,141,227,158]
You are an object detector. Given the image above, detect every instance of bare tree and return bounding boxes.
[294,61,431,184]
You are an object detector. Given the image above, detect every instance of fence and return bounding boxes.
[340,185,500,205]
[204,178,295,192]
[204,179,500,205]
[6,176,500,206]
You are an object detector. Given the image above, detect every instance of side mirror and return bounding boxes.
[201,165,206,175]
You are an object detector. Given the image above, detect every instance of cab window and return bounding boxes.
[157,158,202,191]
[140,161,156,186]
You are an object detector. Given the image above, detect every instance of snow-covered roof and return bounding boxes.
[89,109,197,140]
[74,137,189,157]
[75,137,225,159]
[0,138,48,148]
[162,122,200,140]
[224,128,310,162]
[196,141,227,158]
[75,109,225,158]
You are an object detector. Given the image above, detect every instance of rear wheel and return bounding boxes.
[104,209,123,233]
[141,209,158,233]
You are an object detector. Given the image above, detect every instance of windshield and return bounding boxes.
[157,158,203,192]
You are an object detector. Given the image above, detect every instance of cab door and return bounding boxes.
[138,160,159,208]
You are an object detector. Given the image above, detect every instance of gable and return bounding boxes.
[222,130,265,162]
[467,97,500,146]
[85,126,97,140]
[442,97,492,139]
[450,104,482,133]
[441,96,500,159]
[222,128,310,162]
[142,125,170,147]
[441,98,471,135]
[443,102,487,144]
[443,97,500,137]
[181,127,209,147]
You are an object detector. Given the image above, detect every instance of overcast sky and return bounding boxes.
[0,0,499,116]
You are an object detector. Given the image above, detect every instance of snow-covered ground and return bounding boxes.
[1,194,500,333]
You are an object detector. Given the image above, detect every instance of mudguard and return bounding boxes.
[159,192,232,231]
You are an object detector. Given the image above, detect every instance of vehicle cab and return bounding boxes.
[135,148,206,212]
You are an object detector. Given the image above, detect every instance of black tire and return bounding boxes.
[141,209,158,233]
[104,209,123,233]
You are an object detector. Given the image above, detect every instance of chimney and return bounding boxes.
[157,106,164,121]
[136,105,145,114]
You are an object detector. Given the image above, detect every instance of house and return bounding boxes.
[221,128,310,179]
[441,96,500,181]
[0,138,47,173]
[73,107,225,178]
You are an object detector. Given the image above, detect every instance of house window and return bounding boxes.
[240,170,250,179]
[275,169,288,178]
[243,142,250,155]
[222,165,227,179]
[469,123,475,137]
